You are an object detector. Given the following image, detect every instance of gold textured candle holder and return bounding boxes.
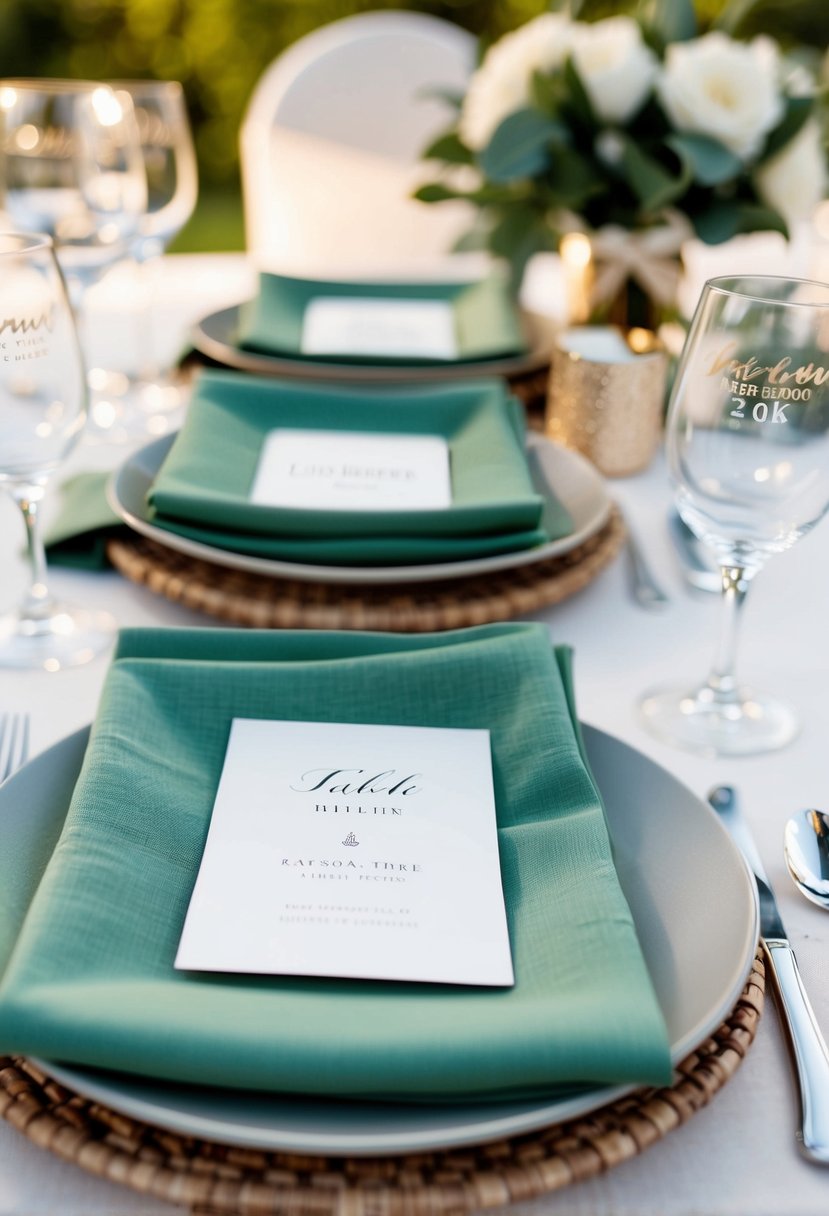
[546,327,668,477]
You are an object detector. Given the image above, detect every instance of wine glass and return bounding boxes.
[0,231,115,669]
[111,80,197,428]
[0,79,147,435]
[641,275,829,756]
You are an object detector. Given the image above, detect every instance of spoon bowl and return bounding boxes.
[784,809,829,910]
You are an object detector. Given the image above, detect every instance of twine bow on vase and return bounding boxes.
[585,210,694,329]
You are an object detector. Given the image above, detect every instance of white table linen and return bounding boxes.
[1,256,828,1216]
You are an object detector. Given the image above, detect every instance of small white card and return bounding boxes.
[301,296,458,359]
[175,719,514,987]
[249,429,452,512]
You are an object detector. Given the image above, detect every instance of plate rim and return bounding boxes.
[7,721,758,1157]
[107,431,612,587]
[192,302,554,384]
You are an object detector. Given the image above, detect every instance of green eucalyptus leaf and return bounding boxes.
[479,108,564,183]
[452,225,490,253]
[693,202,740,244]
[469,183,527,205]
[759,95,814,163]
[488,207,553,289]
[715,0,828,45]
[619,137,690,210]
[421,131,474,165]
[693,201,790,244]
[545,146,603,209]
[563,57,595,127]
[530,69,561,116]
[734,203,790,238]
[413,183,463,204]
[667,134,742,186]
[714,0,759,34]
[414,181,521,206]
[639,0,697,46]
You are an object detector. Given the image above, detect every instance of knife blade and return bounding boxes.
[709,786,829,1165]
[668,511,721,594]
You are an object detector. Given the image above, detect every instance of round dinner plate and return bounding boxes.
[1,723,759,1156]
[107,431,612,586]
[191,303,555,384]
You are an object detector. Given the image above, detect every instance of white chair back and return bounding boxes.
[240,11,477,275]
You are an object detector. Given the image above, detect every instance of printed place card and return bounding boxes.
[249,428,452,512]
[301,296,458,359]
[175,719,514,987]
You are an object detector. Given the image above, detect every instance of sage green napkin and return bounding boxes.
[147,371,570,565]
[0,623,671,1099]
[238,271,527,364]
[43,473,124,571]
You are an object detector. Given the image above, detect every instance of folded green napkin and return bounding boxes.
[147,371,570,565]
[0,623,671,1099]
[43,473,124,571]
[238,271,527,364]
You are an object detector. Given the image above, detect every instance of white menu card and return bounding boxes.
[175,719,514,987]
[301,296,458,359]
[249,428,452,512]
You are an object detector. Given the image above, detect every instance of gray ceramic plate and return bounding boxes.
[0,724,758,1155]
[191,303,555,384]
[107,432,611,586]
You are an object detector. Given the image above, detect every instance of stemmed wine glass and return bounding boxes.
[112,80,197,426]
[0,231,115,669]
[641,275,829,756]
[0,79,147,436]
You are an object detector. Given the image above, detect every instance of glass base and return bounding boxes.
[0,604,116,671]
[639,681,799,757]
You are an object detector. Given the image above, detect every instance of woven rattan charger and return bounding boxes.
[106,505,624,632]
[0,952,763,1214]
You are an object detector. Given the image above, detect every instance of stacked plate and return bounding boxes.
[1,721,758,1155]
[191,266,557,386]
[109,268,608,592]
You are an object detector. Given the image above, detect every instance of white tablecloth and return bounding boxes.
[1,256,829,1216]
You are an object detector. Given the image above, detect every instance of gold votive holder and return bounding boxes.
[546,326,668,477]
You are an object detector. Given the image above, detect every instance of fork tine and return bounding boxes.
[0,713,8,784]
[0,712,30,785]
[16,714,30,775]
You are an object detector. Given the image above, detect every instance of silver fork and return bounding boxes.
[0,712,30,785]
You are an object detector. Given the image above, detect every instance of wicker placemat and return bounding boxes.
[0,951,764,1215]
[105,507,624,632]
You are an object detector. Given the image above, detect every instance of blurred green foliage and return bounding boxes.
[0,0,824,250]
[0,0,565,189]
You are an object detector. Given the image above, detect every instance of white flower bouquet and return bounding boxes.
[417,1,827,323]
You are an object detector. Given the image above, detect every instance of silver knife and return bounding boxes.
[668,510,721,594]
[709,785,829,1165]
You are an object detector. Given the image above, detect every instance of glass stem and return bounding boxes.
[706,564,753,704]
[11,487,54,622]
[64,274,91,378]
[135,252,164,385]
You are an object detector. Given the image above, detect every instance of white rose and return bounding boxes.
[657,32,784,160]
[459,13,572,151]
[570,16,658,124]
[756,119,827,228]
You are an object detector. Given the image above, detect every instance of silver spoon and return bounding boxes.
[784,809,829,910]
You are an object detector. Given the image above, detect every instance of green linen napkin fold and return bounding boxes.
[237,271,527,364]
[0,623,671,1099]
[43,473,124,571]
[147,370,570,565]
